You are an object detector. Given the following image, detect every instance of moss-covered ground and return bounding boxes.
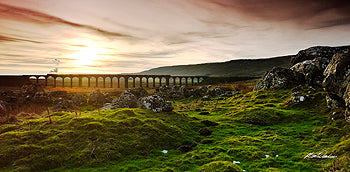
[1,87,350,171]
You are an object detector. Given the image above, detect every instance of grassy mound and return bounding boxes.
[0,109,200,171]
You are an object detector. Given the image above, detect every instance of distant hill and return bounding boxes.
[138,55,292,77]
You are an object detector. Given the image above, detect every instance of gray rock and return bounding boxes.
[290,59,325,86]
[53,97,71,112]
[127,87,148,98]
[290,46,348,65]
[71,94,87,107]
[326,95,343,110]
[88,88,106,105]
[323,49,350,112]
[157,85,189,99]
[113,91,138,108]
[32,91,52,105]
[138,95,174,112]
[254,67,304,90]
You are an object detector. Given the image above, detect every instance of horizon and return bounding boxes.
[1,0,350,75]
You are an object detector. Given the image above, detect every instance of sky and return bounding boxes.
[0,0,349,75]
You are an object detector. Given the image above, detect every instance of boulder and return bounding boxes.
[290,46,347,65]
[113,91,138,108]
[0,90,18,110]
[253,67,304,90]
[138,95,174,112]
[207,87,231,97]
[290,58,325,86]
[0,100,7,117]
[53,97,72,112]
[32,91,52,105]
[127,87,148,98]
[323,49,350,116]
[157,85,189,99]
[326,95,344,110]
[192,86,209,97]
[20,84,43,99]
[88,88,106,105]
[71,94,87,107]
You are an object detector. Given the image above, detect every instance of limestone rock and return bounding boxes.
[88,88,106,105]
[290,46,347,65]
[253,67,304,90]
[32,91,52,105]
[53,97,72,112]
[323,49,350,112]
[290,59,326,86]
[138,95,174,112]
[127,87,148,98]
[71,94,87,107]
[113,91,138,108]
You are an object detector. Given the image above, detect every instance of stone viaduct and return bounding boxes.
[23,74,207,88]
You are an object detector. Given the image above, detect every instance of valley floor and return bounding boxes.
[0,86,349,171]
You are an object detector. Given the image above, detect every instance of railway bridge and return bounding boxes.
[24,74,207,88]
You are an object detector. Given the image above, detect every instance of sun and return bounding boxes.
[67,44,107,67]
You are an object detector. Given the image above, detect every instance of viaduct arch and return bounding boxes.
[25,74,207,88]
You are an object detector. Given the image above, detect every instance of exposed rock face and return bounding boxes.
[253,67,304,90]
[290,46,348,65]
[323,50,350,116]
[138,95,174,112]
[113,91,138,108]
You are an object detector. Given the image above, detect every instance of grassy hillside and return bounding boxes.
[1,84,349,171]
[138,56,292,77]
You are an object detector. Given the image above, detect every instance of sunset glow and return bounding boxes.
[0,0,349,75]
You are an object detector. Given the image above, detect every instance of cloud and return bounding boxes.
[0,35,43,43]
[195,0,350,28]
[0,2,134,38]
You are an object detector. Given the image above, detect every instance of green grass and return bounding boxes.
[1,87,349,171]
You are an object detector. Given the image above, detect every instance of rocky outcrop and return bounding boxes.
[113,91,138,108]
[290,58,329,86]
[53,97,72,112]
[253,67,304,90]
[71,95,87,107]
[157,85,189,99]
[138,95,174,112]
[127,87,148,98]
[322,50,350,118]
[290,46,349,65]
[88,88,106,105]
